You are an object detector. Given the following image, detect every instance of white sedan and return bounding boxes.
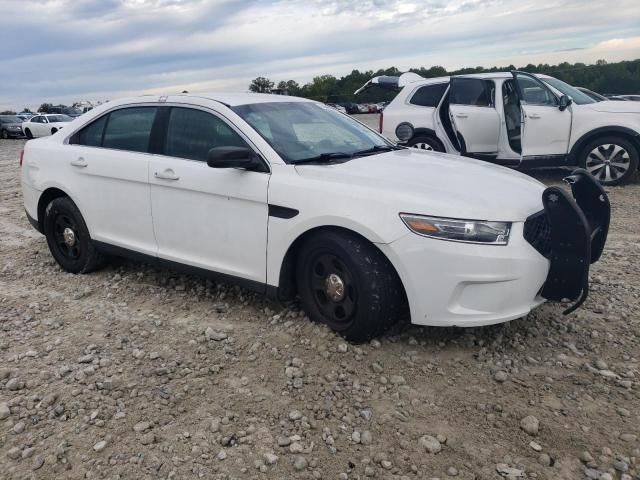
[22,114,73,139]
[20,92,610,342]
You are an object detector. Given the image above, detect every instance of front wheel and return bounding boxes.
[51,128,58,135]
[296,229,406,342]
[25,129,33,139]
[580,136,638,186]
[407,135,444,152]
[1,129,9,139]
[43,197,106,274]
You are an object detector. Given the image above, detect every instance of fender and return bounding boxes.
[568,126,640,164]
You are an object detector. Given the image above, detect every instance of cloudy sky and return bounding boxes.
[2,0,639,110]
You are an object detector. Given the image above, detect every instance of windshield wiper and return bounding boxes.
[293,152,354,165]
[351,144,399,156]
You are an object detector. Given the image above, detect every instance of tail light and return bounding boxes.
[379,111,383,133]
[19,150,24,167]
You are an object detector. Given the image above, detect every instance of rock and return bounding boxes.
[580,451,594,463]
[263,452,278,465]
[293,456,308,471]
[390,375,406,385]
[520,415,539,436]
[361,430,372,445]
[289,442,304,453]
[7,447,21,460]
[620,433,637,442]
[352,431,361,443]
[496,463,525,477]
[419,435,442,454]
[494,371,508,383]
[133,421,151,432]
[289,410,303,421]
[447,466,459,476]
[22,447,35,459]
[217,449,227,460]
[93,440,108,452]
[277,436,291,447]
[13,421,25,434]
[140,433,155,445]
[32,455,45,471]
[337,343,348,353]
[538,453,551,466]
[529,441,542,452]
[205,327,227,341]
[0,402,10,419]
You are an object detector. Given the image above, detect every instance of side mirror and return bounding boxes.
[207,147,265,172]
[559,95,572,111]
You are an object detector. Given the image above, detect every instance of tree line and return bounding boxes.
[249,58,640,103]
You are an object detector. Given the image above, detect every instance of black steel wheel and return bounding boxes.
[43,197,106,273]
[296,229,406,342]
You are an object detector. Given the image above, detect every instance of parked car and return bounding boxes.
[0,115,25,139]
[21,93,609,341]
[326,103,347,114]
[22,114,73,138]
[17,112,35,120]
[337,102,360,114]
[617,95,640,102]
[357,71,640,185]
[48,105,84,117]
[576,87,607,102]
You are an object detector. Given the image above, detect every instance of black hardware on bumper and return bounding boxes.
[523,169,610,314]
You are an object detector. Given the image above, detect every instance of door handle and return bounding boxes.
[154,169,180,181]
[528,113,541,119]
[455,114,468,119]
[70,157,88,167]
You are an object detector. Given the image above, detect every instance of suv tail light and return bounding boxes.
[379,111,383,133]
[19,150,24,167]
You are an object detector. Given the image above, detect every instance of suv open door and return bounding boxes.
[510,71,572,161]
[448,77,501,155]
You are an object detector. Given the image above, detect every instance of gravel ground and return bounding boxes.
[1,133,639,480]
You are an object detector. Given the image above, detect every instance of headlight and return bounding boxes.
[400,213,511,245]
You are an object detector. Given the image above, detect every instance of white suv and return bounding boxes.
[21,92,609,341]
[358,71,640,186]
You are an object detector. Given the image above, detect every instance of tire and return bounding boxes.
[580,135,638,186]
[51,128,58,135]
[25,129,33,139]
[407,135,444,152]
[43,197,106,274]
[1,129,8,139]
[296,229,406,342]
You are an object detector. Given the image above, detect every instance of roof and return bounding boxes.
[135,91,316,107]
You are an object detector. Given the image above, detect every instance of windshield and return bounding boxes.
[541,77,595,105]
[0,116,22,124]
[48,115,72,123]
[232,102,390,163]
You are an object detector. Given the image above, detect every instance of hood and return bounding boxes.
[585,100,640,113]
[294,149,545,222]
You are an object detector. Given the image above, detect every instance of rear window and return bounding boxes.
[409,83,448,107]
[450,78,494,107]
[102,107,157,153]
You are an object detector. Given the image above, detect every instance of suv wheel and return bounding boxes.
[407,136,444,152]
[296,229,406,343]
[43,197,106,274]
[581,135,638,186]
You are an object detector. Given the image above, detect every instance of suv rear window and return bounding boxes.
[450,78,494,107]
[409,83,448,107]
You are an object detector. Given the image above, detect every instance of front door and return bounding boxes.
[149,106,270,283]
[449,77,501,154]
[511,71,572,159]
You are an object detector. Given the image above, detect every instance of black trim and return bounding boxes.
[93,241,274,295]
[149,106,171,154]
[25,210,43,234]
[568,126,640,164]
[519,154,569,168]
[268,204,299,219]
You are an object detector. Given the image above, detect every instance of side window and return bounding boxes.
[164,107,247,162]
[450,79,494,107]
[102,107,157,153]
[514,74,557,106]
[75,115,108,147]
[409,83,448,107]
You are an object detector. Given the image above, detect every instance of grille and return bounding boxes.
[524,211,552,258]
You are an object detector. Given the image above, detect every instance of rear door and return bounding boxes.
[449,77,501,154]
[511,71,571,158]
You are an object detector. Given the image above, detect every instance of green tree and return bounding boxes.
[249,77,274,93]
[22,107,32,113]
[38,103,52,113]
[0,110,16,115]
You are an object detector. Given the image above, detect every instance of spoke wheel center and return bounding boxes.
[325,273,346,302]
[63,227,76,246]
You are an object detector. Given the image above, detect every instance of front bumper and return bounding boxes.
[379,169,609,327]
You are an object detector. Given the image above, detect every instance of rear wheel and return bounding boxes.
[296,229,406,342]
[25,129,33,139]
[43,197,106,274]
[407,135,444,152]
[580,135,638,186]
